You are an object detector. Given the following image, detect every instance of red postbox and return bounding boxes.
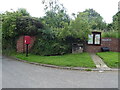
[24,36,31,44]
[24,36,31,57]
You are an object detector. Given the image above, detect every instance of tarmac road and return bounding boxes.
[2,56,118,88]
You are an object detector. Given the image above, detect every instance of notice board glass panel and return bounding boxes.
[88,34,93,44]
[95,34,100,44]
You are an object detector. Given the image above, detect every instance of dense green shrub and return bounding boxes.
[2,10,44,55]
[102,31,119,38]
[2,11,22,54]
[16,16,43,36]
[31,37,70,56]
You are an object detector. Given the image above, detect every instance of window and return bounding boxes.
[95,34,100,44]
[88,32,101,45]
[88,34,93,44]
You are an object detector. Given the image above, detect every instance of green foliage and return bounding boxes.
[2,48,16,56]
[83,9,107,30]
[39,2,96,55]
[2,11,22,52]
[30,0,71,55]
[31,36,70,56]
[2,1,119,57]
[2,9,44,55]
[105,11,119,32]
[102,31,119,38]
[85,69,92,71]
[2,11,22,38]
[16,16,43,36]
[43,10,70,28]
[69,12,90,40]
[17,8,30,16]
[42,0,70,31]
[106,23,113,31]
[112,11,120,31]
[56,12,91,44]
[57,22,71,39]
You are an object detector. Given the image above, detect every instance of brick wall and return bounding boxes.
[86,38,120,53]
[17,37,119,53]
[17,36,36,53]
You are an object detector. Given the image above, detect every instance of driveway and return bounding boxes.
[2,56,118,88]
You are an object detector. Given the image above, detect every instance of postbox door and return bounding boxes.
[24,36,31,44]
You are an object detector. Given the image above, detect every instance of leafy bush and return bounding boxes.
[2,10,44,55]
[102,31,120,38]
[31,38,70,56]
[16,16,43,36]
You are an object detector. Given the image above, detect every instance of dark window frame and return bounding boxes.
[88,32,101,46]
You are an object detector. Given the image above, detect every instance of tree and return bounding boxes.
[31,0,71,55]
[42,0,70,29]
[0,14,2,53]
[2,11,22,38]
[83,9,107,30]
[112,11,120,31]
[58,12,91,52]
[17,8,30,16]
[106,23,113,31]
[70,12,90,39]
[2,11,22,50]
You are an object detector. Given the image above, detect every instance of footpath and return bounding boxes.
[90,53,111,71]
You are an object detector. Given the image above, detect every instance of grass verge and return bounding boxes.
[13,53,96,68]
[96,52,119,68]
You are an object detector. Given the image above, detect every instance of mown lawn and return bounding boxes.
[97,52,119,68]
[13,53,96,68]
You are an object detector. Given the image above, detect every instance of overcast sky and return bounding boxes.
[0,0,119,23]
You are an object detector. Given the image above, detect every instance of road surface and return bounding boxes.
[2,56,118,88]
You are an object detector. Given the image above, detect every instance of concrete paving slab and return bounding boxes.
[90,53,111,71]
